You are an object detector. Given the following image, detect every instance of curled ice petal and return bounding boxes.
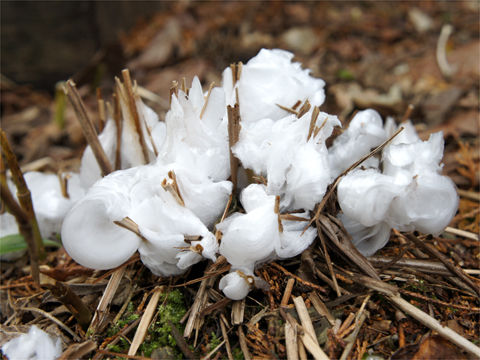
[223,48,326,123]
[217,184,315,299]
[339,214,392,257]
[328,109,387,177]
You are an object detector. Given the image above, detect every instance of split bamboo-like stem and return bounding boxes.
[64,80,113,176]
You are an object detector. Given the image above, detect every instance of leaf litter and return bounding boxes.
[1,2,479,359]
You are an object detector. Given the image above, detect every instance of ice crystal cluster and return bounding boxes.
[1,49,458,300]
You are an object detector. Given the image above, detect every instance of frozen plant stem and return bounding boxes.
[64,80,113,176]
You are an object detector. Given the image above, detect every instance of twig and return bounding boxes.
[46,281,92,330]
[128,286,164,356]
[281,278,295,307]
[88,266,126,335]
[339,310,368,360]
[457,189,480,202]
[436,24,457,78]
[64,80,113,176]
[317,225,341,297]
[220,315,234,360]
[59,340,97,360]
[237,326,251,360]
[293,296,320,347]
[201,339,226,360]
[400,104,414,123]
[285,321,299,360]
[121,70,150,164]
[309,292,335,326]
[349,275,480,358]
[20,306,81,341]
[97,88,106,132]
[112,91,123,170]
[200,82,215,119]
[270,262,327,293]
[444,226,479,241]
[227,104,241,191]
[406,233,480,297]
[1,131,44,281]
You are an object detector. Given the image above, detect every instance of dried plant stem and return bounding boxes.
[293,296,320,348]
[64,80,113,176]
[1,130,44,281]
[219,315,234,360]
[200,82,215,119]
[121,70,150,164]
[237,326,251,360]
[317,225,341,297]
[47,281,92,330]
[281,278,295,307]
[271,262,327,293]
[400,104,414,123]
[227,104,241,191]
[436,24,457,78]
[350,275,480,358]
[309,292,336,326]
[444,226,479,241]
[406,233,480,297]
[285,321,299,360]
[112,92,123,170]
[128,286,164,356]
[20,306,81,341]
[88,266,126,335]
[96,88,106,132]
[457,189,480,202]
[339,310,368,360]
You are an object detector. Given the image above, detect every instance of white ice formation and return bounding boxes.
[337,121,458,256]
[0,48,456,300]
[217,184,316,300]
[1,325,62,360]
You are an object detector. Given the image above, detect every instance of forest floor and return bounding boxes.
[1,2,479,359]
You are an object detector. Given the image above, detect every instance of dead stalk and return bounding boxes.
[64,80,113,176]
[227,104,241,191]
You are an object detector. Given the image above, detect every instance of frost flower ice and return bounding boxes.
[2,325,62,360]
[62,164,231,274]
[338,120,458,256]
[217,184,316,299]
[222,49,326,123]
[233,107,340,210]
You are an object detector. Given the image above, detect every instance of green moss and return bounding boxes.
[208,332,221,351]
[233,347,244,360]
[139,289,187,358]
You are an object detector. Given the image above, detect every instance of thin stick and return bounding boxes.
[88,266,126,334]
[285,321,299,360]
[390,294,480,357]
[112,91,123,170]
[457,189,480,202]
[64,80,113,176]
[220,315,234,360]
[281,278,295,307]
[227,104,241,191]
[270,262,327,293]
[128,287,163,356]
[339,310,368,360]
[97,88,106,132]
[200,82,215,119]
[309,292,335,326]
[237,326,251,360]
[444,226,479,241]
[400,104,414,123]
[293,296,319,347]
[406,233,480,297]
[317,225,341,297]
[307,107,320,140]
[20,306,81,341]
[121,70,150,164]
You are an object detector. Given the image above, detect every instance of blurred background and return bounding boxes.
[1,0,478,186]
